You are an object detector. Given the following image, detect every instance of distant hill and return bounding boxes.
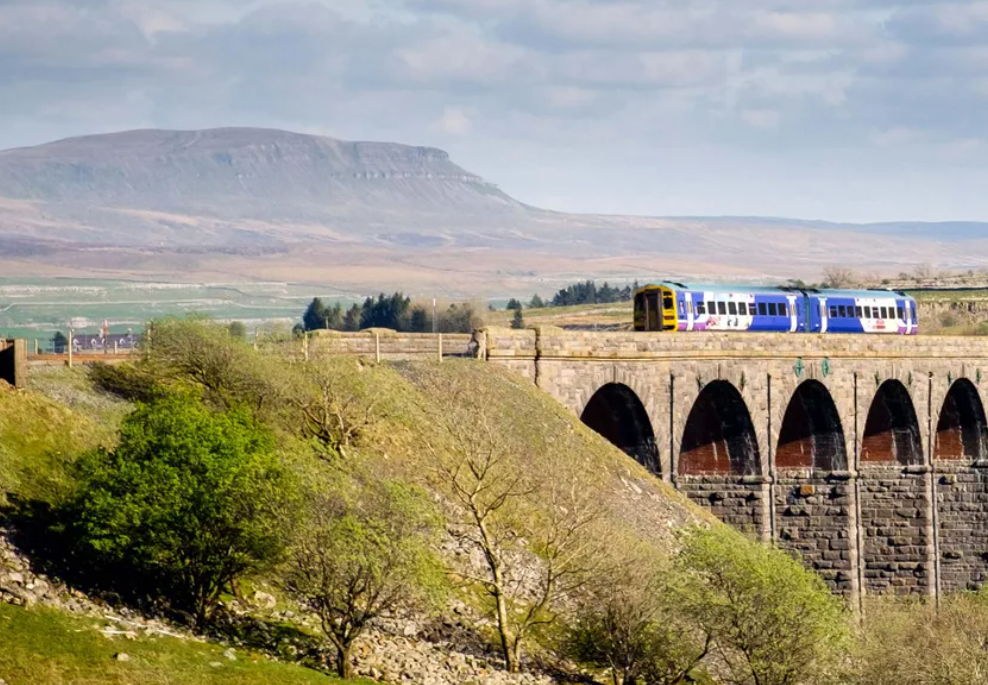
[0,127,987,295]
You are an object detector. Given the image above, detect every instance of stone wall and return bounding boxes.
[936,461,988,592]
[774,470,857,597]
[309,330,475,361]
[0,340,26,389]
[479,327,988,603]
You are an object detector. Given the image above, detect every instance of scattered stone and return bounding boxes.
[114,653,130,662]
[223,648,237,661]
[252,591,277,610]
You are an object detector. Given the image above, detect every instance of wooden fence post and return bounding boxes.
[67,328,73,368]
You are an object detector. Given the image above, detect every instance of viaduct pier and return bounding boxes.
[476,327,988,603]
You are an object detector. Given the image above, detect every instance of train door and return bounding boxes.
[685,292,695,332]
[905,300,914,334]
[787,295,798,333]
[646,291,660,331]
[819,297,829,333]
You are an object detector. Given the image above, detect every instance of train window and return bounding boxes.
[830,306,838,318]
[880,307,888,319]
[663,296,674,310]
[728,302,738,315]
[758,302,767,316]
[717,301,727,315]
[697,301,705,315]
[897,307,904,320]
[707,300,715,314]
[779,303,788,316]
[865,306,873,318]
[838,305,847,317]
[768,302,778,316]
[855,306,863,318]
[739,302,748,316]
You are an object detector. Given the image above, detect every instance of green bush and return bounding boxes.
[282,475,444,679]
[677,526,848,685]
[64,392,297,625]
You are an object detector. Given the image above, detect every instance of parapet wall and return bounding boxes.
[480,327,988,360]
[0,340,26,389]
[309,330,475,361]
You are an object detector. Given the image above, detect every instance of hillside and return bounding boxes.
[2,128,988,294]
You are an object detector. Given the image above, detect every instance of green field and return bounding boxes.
[0,278,366,342]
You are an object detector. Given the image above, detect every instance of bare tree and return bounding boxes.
[282,479,443,679]
[428,387,603,673]
[821,266,858,289]
[292,361,379,459]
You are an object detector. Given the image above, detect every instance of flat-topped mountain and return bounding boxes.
[1,127,987,294]
[0,127,522,221]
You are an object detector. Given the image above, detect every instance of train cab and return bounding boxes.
[634,285,678,331]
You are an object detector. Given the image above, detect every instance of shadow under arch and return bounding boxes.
[862,379,923,465]
[680,380,760,476]
[580,383,660,474]
[776,380,848,471]
[936,379,988,461]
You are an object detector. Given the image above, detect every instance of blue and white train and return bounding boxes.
[633,282,918,335]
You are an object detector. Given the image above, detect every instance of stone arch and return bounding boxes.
[680,380,760,476]
[935,379,988,461]
[776,380,848,471]
[580,383,661,474]
[862,380,923,465]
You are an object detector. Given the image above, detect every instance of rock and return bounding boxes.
[114,653,130,662]
[252,590,277,610]
[223,648,237,661]
[210,662,223,668]
[6,572,24,585]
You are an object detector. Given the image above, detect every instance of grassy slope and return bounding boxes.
[0,603,358,685]
[0,373,120,504]
[323,357,708,550]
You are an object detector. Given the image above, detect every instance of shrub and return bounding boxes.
[64,392,297,625]
[851,592,988,685]
[676,526,848,685]
[563,551,712,685]
[282,476,444,679]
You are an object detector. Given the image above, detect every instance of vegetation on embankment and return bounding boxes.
[10,317,988,685]
[0,603,363,685]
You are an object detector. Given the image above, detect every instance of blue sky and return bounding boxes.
[1,0,987,222]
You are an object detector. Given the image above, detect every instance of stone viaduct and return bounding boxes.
[475,327,988,604]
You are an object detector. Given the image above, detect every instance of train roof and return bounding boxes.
[638,282,913,300]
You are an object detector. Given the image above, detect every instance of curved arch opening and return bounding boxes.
[581,383,660,474]
[776,380,848,471]
[862,380,923,465]
[936,379,988,461]
[680,380,760,476]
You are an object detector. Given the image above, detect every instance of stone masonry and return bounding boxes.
[474,326,988,605]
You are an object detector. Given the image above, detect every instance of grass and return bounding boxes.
[0,380,116,504]
[0,603,359,685]
[485,301,633,329]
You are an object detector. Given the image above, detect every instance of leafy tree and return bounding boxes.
[65,393,296,625]
[145,317,286,416]
[343,304,361,331]
[511,309,525,330]
[283,477,444,680]
[550,280,634,307]
[436,302,483,333]
[303,298,344,331]
[676,526,847,685]
[506,298,523,311]
[52,331,68,353]
[409,307,430,333]
[360,293,412,330]
[529,294,545,309]
[564,553,712,685]
[227,320,248,340]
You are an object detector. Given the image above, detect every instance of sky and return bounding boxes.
[1,0,988,222]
